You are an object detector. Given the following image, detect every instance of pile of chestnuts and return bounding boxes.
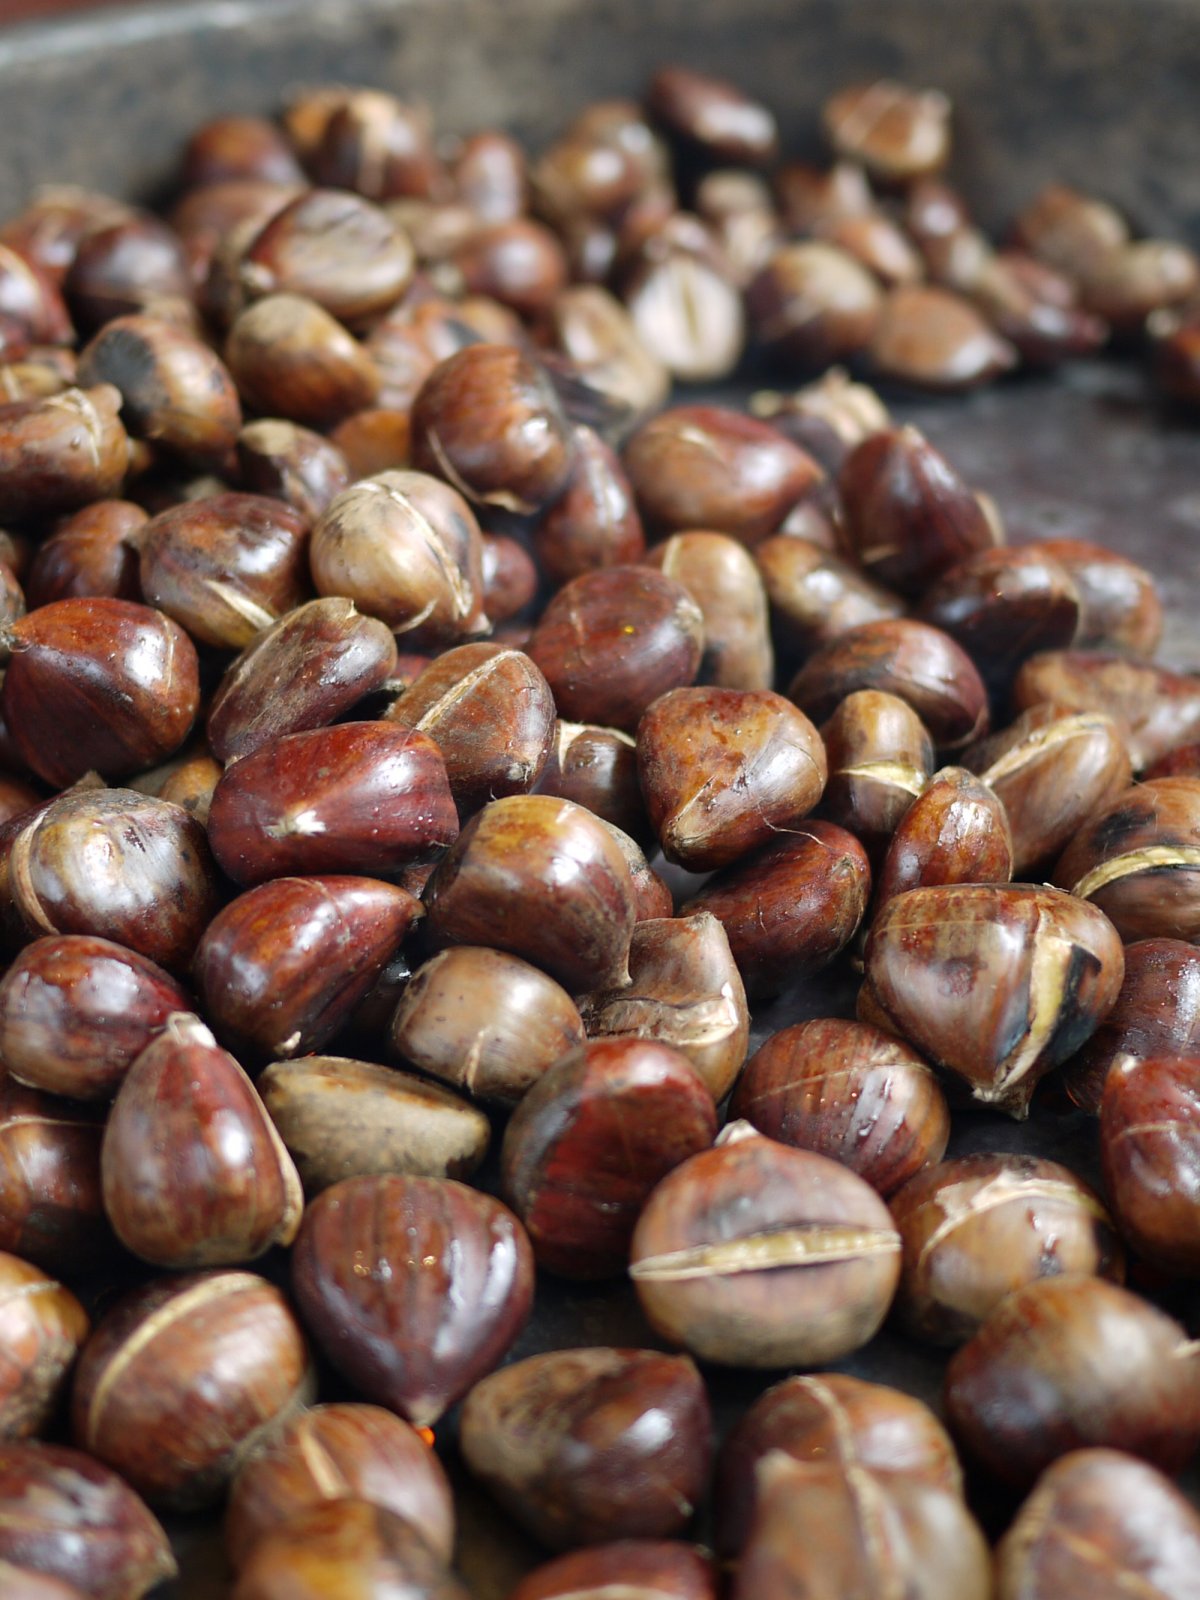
[0,53,1196,1600]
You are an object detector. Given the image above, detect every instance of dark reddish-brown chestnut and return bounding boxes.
[1100,1054,1200,1274]
[1013,651,1200,772]
[0,1077,111,1275]
[819,689,934,860]
[509,1541,718,1600]
[1065,939,1200,1112]
[0,1252,88,1441]
[874,766,1012,909]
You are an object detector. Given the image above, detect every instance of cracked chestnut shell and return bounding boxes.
[0,386,128,520]
[629,1123,901,1368]
[1013,651,1200,773]
[819,689,935,861]
[537,721,650,846]
[459,1347,712,1550]
[861,883,1125,1118]
[289,1174,533,1427]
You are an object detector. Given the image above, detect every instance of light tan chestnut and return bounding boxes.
[861,884,1125,1117]
[636,687,826,871]
[645,531,774,691]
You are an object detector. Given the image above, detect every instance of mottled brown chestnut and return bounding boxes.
[874,765,1012,909]
[965,706,1132,877]
[460,1347,712,1550]
[24,500,144,609]
[501,1038,716,1279]
[682,823,870,998]
[637,686,826,871]
[0,1440,176,1600]
[195,876,418,1062]
[623,405,821,547]
[0,1077,111,1275]
[944,1276,1200,1487]
[629,1123,901,1368]
[2,599,199,788]
[207,723,457,886]
[890,1154,1123,1345]
[838,426,996,596]
[537,721,650,845]
[730,1019,948,1195]
[8,787,220,973]
[207,597,398,763]
[746,241,883,369]
[236,418,350,526]
[1013,651,1200,772]
[528,565,704,733]
[819,689,935,860]
[755,535,904,664]
[1052,777,1200,943]
[1100,1055,1200,1274]
[423,794,637,994]
[995,1449,1200,1600]
[225,294,381,428]
[1026,537,1164,656]
[71,1271,314,1511]
[534,426,645,588]
[225,1403,454,1572]
[790,619,989,750]
[290,1174,533,1428]
[862,883,1125,1117]
[1064,939,1200,1113]
[579,913,749,1101]
[510,1541,718,1600]
[645,530,773,691]
[101,1014,303,1268]
[823,80,951,182]
[0,1252,88,1441]
[715,1373,962,1558]
[258,1057,490,1192]
[869,284,1017,390]
[390,946,585,1106]
[0,386,128,521]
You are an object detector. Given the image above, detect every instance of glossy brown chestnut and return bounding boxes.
[25,500,144,609]
[647,64,777,163]
[0,245,72,347]
[0,386,128,520]
[0,1252,88,1441]
[819,689,934,860]
[236,419,350,525]
[460,1347,712,1551]
[682,822,871,998]
[449,218,568,319]
[0,1440,176,1600]
[730,1019,948,1195]
[207,722,457,886]
[64,214,192,329]
[225,293,381,428]
[1011,183,1128,279]
[714,1372,962,1558]
[0,1077,111,1275]
[629,1123,901,1367]
[862,883,1125,1117]
[645,530,773,691]
[823,80,951,181]
[869,283,1017,390]
[1013,651,1200,772]
[874,765,1013,909]
[181,114,305,188]
[423,793,637,994]
[1052,777,1200,942]
[746,241,883,368]
[71,1271,314,1510]
[501,1039,716,1279]
[7,787,220,973]
[755,535,904,664]
[529,566,704,733]
[944,1275,1200,1487]
[1064,939,1200,1112]
[2,598,199,789]
[890,1153,1123,1345]
[790,619,989,750]
[0,935,188,1101]
[995,1448,1200,1600]
[1099,1054,1200,1274]
[510,1540,718,1600]
[479,532,538,625]
[1026,537,1164,656]
[390,946,585,1106]
[534,425,645,586]
[225,1402,454,1571]
[536,721,650,844]
[304,84,445,195]
[290,1174,532,1427]
[258,1057,490,1191]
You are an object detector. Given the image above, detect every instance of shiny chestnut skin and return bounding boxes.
[1052,777,1200,943]
[715,1372,962,1558]
[236,419,350,526]
[996,1449,1200,1600]
[819,689,935,861]
[460,1347,712,1551]
[64,214,192,329]
[181,114,305,188]
[259,1057,490,1192]
[207,722,457,886]
[7,787,220,973]
[682,822,870,998]
[838,425,996,596]
[1065,940,1200,1113]
[25,501,144,609]
[225,293,381,428]
[101,1013,303,1269]
[71,1271,314,1511]
[1100,1055,1200,1274]
[0,1440,176,1600]
[450,218,568,319]
[423,793,637,994]
[290,1174,533,1428]
[647,64,777,163]
[730,1019,949,1195]
[0,245,72,347]
[410,344,576,515]
[869,283,1017,390]
[207,597,398,763]
[637,686,826,871]
[1,598,199,789]
[874,765,1013,908]
[1027,537,1164,656]
[390,946,585,1106]
[0,1252,88,1441]
[387,644,556,817]
[510,1541,717,1600]
[862,883,1124,1118]
[501,1039,716,1280]
[0,934,188,1101]
[890,1154,1123,1345]
[195,876,419,1061]
[646,529,773,691]
[755,535,904,665]
[965,706,1132,878]
[225,1402,454,1571]
[943,1275,1200,1488]
[790,619,989,751]
[537,721,650,844]
[1011,182,1128,280]
[0,386,128,520]
[480,532,538,624]
[1013,650,1200,772]
[746,241,883,369]
[0,1077,112,1276]
[534,425,645,587]
[823,79,951,181]
[629,1123,901,1368]
[529,566,704,733]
